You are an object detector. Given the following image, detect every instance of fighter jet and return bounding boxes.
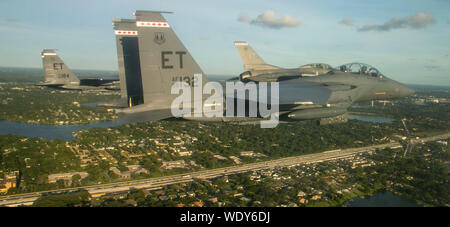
[233,41,333,82]
[36,49,120,90]
[113,11,414,125]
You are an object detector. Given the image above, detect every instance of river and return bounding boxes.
[0,120,123,141]
[0,113,395,141]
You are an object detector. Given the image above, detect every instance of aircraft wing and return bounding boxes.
[277,81,357,109]
[35,82,65,87]
[80,78,119,87]
[278,80,333,106]
[223,79,356,108]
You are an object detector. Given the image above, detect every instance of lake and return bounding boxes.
[347,115,394,123]
[346,191,421,207]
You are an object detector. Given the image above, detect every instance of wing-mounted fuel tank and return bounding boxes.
[239,70,302,82]
[286,107,347,120]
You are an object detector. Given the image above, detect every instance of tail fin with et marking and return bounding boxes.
[117,10,211,121]
[41,49,80,86]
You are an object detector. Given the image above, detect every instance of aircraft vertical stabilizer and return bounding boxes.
[118,10,211,121]
[113,19,144,106]
[234,41,280,71]
[41,49,80,86]
[134,10,208,106]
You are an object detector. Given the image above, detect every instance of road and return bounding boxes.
[1,133,448,207]
[410,132,450,144]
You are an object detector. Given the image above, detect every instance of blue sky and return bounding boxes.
[0,0,449,85]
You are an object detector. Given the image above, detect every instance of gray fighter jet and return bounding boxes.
[233,41,333,82]
[114,11,414,125]
[36,49,120,90]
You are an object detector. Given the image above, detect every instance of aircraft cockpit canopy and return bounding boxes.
[338,63,384,78]
[300,63,333,70]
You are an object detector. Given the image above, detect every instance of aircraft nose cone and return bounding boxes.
[405,87,414,96]
[397,85,414,97]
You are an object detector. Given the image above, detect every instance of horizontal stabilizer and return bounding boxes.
[117,108,173,124]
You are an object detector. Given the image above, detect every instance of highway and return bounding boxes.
[410,132,450,144]
[1,132,448,207]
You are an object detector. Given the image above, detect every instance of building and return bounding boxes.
[161,160,187,170]
[229,156,241,164]
[240,151,255,157]
[0,171,19,193]
[109,165,149,178]
[48,172,89,184]
[0,181,16,194]
[110,167,131,178]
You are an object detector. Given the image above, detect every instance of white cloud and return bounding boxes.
[200,34,209,40]
[238,10,301,29]
[0,18,21,24]
[237,13,252,23]
[424,65,441,71]
[339,18,354,26]
[358,12,435,32]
